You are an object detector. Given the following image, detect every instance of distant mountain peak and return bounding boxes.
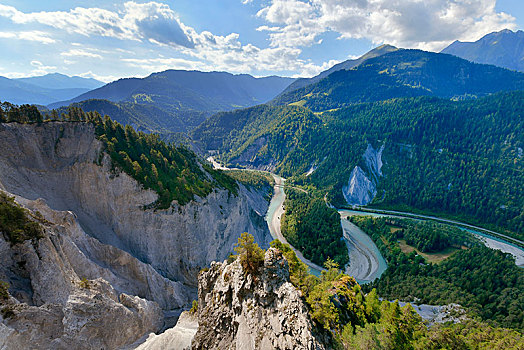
[14,73,104,91]
[278,44,399,95]
[442,29,524,72]
[375,44,398,50]
[45,72,66,77]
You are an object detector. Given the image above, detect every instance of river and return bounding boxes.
[209,157,523,284]
[207,157,324,276]
[340,218,388,283]
[265,174,324,276]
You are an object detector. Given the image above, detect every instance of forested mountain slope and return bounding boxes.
[193,92,524,239]
[272,49,524,111]
[53,99,207,136]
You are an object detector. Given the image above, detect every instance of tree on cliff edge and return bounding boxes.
[233,232,265,275]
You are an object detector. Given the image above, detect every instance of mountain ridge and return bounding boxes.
[279,44,399,95]
[0,75,93,106]
[15,72,104,90]
[441,29,524,72]
[49,70,294,110]
[46,70,295,135]
[271,48,524,111]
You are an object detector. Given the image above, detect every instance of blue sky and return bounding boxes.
[0,0,522,82]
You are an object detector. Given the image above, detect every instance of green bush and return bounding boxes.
[0,281,9,302]
[189,300,198,315]
[0,192,43,244]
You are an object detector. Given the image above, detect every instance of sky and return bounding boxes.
[0,0,522,82]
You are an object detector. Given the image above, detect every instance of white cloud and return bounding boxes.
[77,71,120,83]
[61,49,103,59]
[122,57,203,72]
[0,1,194,48]
[0,30,55,44]
[1,60,58,78]
[0,2,350,79]
[253,0,517,50]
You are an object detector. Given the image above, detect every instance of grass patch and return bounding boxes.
[398,239,463,264]
[289,99,306,107]
[389,226,402,234]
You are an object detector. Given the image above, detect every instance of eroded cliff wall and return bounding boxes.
[0,121,272,348]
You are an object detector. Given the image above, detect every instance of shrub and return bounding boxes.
[79,277,90,289]
[189,300,198,315]
[0,281,9,302]
[0,192,43,244]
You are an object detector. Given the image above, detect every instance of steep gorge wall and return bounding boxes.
[0,196,167,349]
[0,122,271,286]
[0,121,272,347]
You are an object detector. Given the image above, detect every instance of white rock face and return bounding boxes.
[191,248,325,350]
[363,143,384,181]
[0,196,164,349]
[342,144,384,206]
[342,166,376,206]
[132,311,198,350]
[0,122,272,348]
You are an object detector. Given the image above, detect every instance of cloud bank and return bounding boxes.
[0,0,517,80]
[0,2,194,48]
[255,0,516,51]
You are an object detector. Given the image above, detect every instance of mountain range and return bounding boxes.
[0,73,104,105]
[271,48,524,111]
[442,29,524,72]
[48,71,295,134]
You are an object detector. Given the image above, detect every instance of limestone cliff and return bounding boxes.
[342,144,384,206]
[192,248,325,350]
[0,122,272,348]
[0,193,165,349]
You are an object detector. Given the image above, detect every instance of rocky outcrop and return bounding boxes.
[0,194,165,349]
[132,311,198,350]
[362,143,384,182]
[192,248,325,350]
[343,144,384,206]
[342,166,376,206]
